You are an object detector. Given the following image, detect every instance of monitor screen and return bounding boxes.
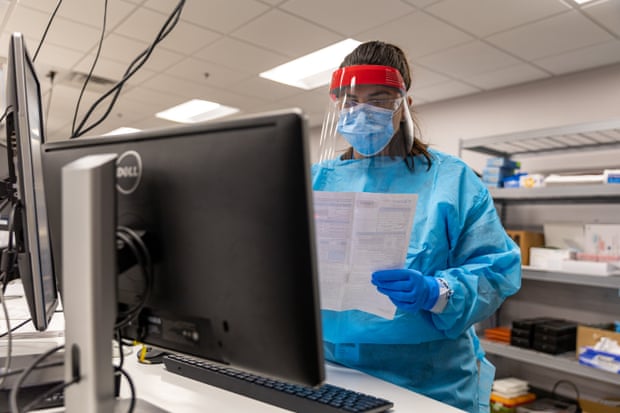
[3,32,58,331]
[42,109,325,387]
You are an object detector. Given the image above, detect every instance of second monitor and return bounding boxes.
[42,109,324,387]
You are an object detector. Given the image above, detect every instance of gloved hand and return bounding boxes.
[371,269,440,313]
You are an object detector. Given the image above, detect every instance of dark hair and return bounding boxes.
[340,41,432,170]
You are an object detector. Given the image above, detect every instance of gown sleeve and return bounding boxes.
[429,167,522,339]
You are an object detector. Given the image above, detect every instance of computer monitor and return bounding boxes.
[42,109,325,387]
[3,32,58,331]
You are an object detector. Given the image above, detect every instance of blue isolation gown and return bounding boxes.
[311,148,521,413]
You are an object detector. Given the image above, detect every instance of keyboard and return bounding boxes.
[0,381,64,413]
[163,354,394,413]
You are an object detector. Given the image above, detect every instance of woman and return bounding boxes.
[312,40,521,413]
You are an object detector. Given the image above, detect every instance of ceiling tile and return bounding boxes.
[96,33,148,62]
[357,11,473,58]
[581,0,620,37]
[139,73,204,97]
[534,39,620,74]
[464,63,550,90]
[231,9,341,57]
[417,41,522,78]
[113,6,175,43]
[138,73,265,111]
[138,44,185,72]
[426,0,569,37]
[414,80,480,102]
[3,5,55,44]
[30,42,85,70]
[113,6,222,56]
[194,37,288,73]
[412,66,453,89]
[157,22,222,55]
[402,0,442,8]
[71,55,157,85]
[17,0,137,31]
[280,0,416,37]
[0,2,10,22]
[277,87,328,117]
[164,57,251,88]
[97,33,184,72]
[486,10,614,60]
[42,17,103,53]
[143,0,270,34]
[121,84,188,108]
[226,76,301,101]
[45,84,98,136]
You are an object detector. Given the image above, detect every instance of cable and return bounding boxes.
[72,0,184,137]
[0,201,21,388]
[71,0,186,138]
[71,0,108,137]
[115,229,151,329]
[0,318,31,339]
[116,366,136,413]
[0,105,13,124]
[115,329,125,369]
[9,344,64,413]
[551,379,580,404]
[20,377,78,412]
[114,227,152,330]
[0,280,13,389]
[32,0,64,63]
[1,202,20,293]
[0,198,11,214]
[44,71,56,140]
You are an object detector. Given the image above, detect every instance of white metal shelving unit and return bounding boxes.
[461,120,620,395]
[480,339,619,386]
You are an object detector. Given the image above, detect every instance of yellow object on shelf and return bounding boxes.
[491,392,536,407]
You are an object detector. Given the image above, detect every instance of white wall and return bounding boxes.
[416,62,620,174]
[309,62,620,174]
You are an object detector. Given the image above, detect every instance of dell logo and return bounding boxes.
[117,166,139,178]
[116,150,142,195]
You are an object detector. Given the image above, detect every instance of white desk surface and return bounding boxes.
[1,281,464,412]
[120,354,465,412]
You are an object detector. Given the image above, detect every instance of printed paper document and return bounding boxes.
[313,191,417,319]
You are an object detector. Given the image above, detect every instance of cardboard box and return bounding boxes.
[506,230,545,266]
[579,398,620,413]
[576,325,620,358]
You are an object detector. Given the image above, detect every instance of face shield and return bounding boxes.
[318,65,414,164]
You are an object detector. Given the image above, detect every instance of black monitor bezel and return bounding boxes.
[42,109,325,387]
[4,32,58,331]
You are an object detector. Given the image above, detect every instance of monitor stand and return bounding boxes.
[61,154,167,413]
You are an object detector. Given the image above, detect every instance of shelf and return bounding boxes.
[488,184,620,202]
[481,339,620,386]
[522,267,620,289]
[460,119,620,158]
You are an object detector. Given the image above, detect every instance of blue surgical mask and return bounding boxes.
[337,104,395,157]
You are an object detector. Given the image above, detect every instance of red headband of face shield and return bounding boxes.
[329,65,406,100]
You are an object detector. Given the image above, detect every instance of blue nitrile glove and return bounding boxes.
[371,269,440,313]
